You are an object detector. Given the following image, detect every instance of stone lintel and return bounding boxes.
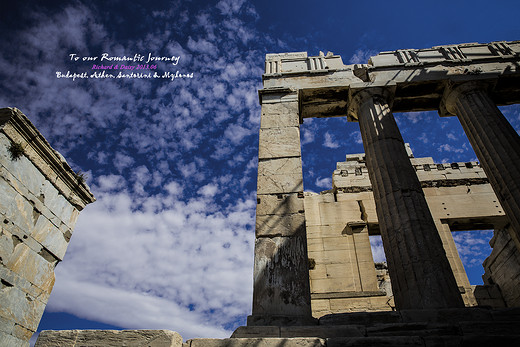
[262,41,520,119]
[0,108,95,209]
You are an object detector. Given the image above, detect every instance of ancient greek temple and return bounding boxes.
[8,40,520,346]
[249,40,520,326]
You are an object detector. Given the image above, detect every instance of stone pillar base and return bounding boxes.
[247,314,318,327]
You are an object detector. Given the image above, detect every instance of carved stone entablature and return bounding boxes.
[261,41,520,120]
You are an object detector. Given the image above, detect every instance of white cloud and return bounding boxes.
[369,235,386,263]
[301,128,314,145]
[350,130,363,145]
[315,177,332,189]
[50,187,255,339]
[349,48,378,64]
[323,132,339,148]
[216,0,247,16]
[447,132,458,141]
[438,143,464,153]
[199,183,219,197]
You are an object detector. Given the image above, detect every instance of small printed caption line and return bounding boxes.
[57,53,194,81]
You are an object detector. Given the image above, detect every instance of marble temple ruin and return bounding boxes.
[7,40,520,346]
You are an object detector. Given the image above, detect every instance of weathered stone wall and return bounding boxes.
[0,108,95,346]
[305,150,507,317]
[480,227,520,307]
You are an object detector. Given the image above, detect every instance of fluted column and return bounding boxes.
[349,88,464,309]
[444,82,520,251]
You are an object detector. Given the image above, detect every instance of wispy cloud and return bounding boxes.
[323,132,339,148]
[349,48,378,64]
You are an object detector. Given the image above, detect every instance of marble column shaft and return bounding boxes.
[350,89,464,310]
[249,93,313,326]
[444,83,520,251]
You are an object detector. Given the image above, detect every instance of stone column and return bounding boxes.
[348,89,464,310]
[249,91,314,326]
[443,82,520,251]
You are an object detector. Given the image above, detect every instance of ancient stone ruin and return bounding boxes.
[249,40,520,325]
[0,108,95,346]
[9,40,520,346]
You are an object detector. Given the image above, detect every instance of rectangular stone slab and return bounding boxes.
[257,173,303,195]
[256,193,304,216]
[35,330,183,347]
[256,213,305,237]
[258,157,302,176]
[188,338,326,347]
[258,127,301,159]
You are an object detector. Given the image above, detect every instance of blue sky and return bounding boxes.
[1,0,519,344]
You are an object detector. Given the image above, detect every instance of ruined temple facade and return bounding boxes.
[305,148,519,317]
[251,40,520,325]
[0,108,95,346]
[35,41,520,346]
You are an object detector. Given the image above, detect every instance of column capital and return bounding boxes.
[347,87,395,122]
[440,81,494,117]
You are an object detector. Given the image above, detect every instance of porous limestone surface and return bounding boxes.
[35,329,183,347]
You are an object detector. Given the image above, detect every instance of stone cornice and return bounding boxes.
[0,107,95,209]
[261,41,520,120]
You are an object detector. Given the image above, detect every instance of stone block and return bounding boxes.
[255,213,305,237]
[31,215,68,261]
[258,127,301,159]
[258,157,302,177]
[261,104,299,128]
[366,323,460,337]
[309,264,327,280]
[400,308,493,324]
[0,230,14,266]
[261,101,298,117]
[35,329,183,347]
[311,299,330,313]
[0,331,27,347]
[12,323,33,341]
[459,321,520,335]
[0,286,46,332]
[257,173,303,195]
[327,336,423,347]
[280,325,364,338]
[253,232,311,316]
[231,326,280,338]
[422,336,463,347]
[0,133,45,197]
[319,311,402,326]
[461,335,519,347]
[257,194,304,216]
[490,307,520,321]
[0,265,45,301]
[307,238,324,252]
[6,244,55,292]
[0,179,34,232]
[187,338,326,347]
[323,237,352,251]
[312,278,356,293]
